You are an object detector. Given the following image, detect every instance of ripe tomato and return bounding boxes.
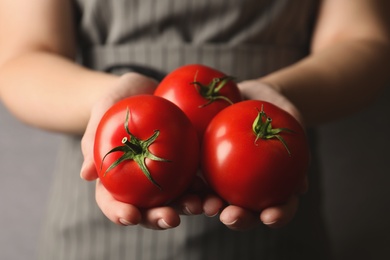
[94,95,199,208]
[201,100,310,212]
[154,64,242,139]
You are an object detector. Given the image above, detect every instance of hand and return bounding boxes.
[80,73,204,229]
[206,79,309,230]
[238,79,304,125]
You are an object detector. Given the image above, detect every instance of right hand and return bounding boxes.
[80,72,206,229]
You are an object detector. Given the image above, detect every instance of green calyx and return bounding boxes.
[100,108,169,190]
[252,105,294,156]
[191,76,235,107]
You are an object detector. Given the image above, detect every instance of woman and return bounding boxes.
[0,0,389,259]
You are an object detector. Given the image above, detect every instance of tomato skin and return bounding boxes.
[154,64,242,139]
[201,100,310,212]
[94,95,199,208]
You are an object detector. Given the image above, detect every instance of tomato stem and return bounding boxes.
[191,75,235,107]
[100,108,170,190]
[252,105,293,156]
[122,137,142,154]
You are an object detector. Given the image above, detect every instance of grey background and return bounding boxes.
[1,86,390,260]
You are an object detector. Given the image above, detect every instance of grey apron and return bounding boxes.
[38,1,330,259]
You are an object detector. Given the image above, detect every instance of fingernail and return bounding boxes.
[119,218,134,226]
[183,206,193,215]
[157,219,173,229]
[80,161,86,179]
[221,219,238,226]
[205,211,219,218]
[262,220,277,226]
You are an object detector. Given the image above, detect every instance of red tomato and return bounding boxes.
[94,95,200,208]
[154,64,242,139]
[201,100,310,212]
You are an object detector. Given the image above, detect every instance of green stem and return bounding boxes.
[100,108,169,189]
[252,105,293,156]
[191,75,235,107]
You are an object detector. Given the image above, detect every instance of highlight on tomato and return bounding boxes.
[94,95,200,208]
[154,64,242,139]
[201,100,310,212]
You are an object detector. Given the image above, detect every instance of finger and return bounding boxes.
[95,179,142,226]
[80,159,97,181]
[185,175,226,217]
[140,207,181,230]
[203,194,225,217]
[220,205,260,231]
[260,196,299,228]
[173,193,203,216]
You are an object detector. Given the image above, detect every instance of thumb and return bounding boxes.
[80,159,97,181]
[80,95,113,181]
[80,73,158,181]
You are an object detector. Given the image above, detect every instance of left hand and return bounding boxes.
[203,79,308,230]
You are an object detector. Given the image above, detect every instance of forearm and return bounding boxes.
[260,39,390,126]
[0,51,118,134]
